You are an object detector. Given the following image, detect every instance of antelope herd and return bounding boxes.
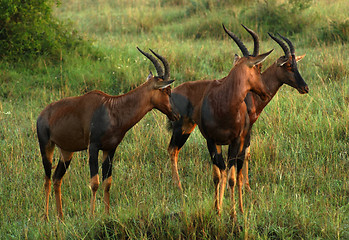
[37,24,308,220]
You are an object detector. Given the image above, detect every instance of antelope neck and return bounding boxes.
[260,64,283,102]
[104,83,153,130]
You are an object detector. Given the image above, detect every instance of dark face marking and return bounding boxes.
[291,60,308,93]
[279,57,308,94]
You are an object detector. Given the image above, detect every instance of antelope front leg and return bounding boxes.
[169,147,182,190]
[228,164,237,219]
[237,166,244,214]
[168,124,194,191]
[218,168,227,212]
[102,149,116,214]
[103,177,112,214]
[242,146,252,192]
[90,174,99,216]
[212,165,222,214]
[89,145,100,216]
[236,151,245,214]
[210,144,226,214]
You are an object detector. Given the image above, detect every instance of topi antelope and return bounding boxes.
[37,47,176,220]
[169,24,273,217]
[167,26,308,216]
[241,31,309,190]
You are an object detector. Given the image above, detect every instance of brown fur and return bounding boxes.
[38,74,176,220]
[169,52,272,217]
[168,52,308,209]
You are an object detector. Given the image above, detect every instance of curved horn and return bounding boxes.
[241,24,259,57]
[222,23,250,57]
[268,33,290,57]
[149,49,170,80]
[137,47,164,77]
[277,33,295,56]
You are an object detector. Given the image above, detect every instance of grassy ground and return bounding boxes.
[0,0,348,239]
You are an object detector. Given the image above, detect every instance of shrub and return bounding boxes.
[0,0,85,61]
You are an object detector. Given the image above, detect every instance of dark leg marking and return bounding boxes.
[53,160,72,180]
[89,144,99,178]
[207,139,225,170]
[102,149,116,181]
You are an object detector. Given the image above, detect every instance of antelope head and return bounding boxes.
[223,24,273,101]
[137,47,178,121]
[268,33,309,94]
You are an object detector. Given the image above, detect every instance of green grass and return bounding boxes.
[0,0,348,239]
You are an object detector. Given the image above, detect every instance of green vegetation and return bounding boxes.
[0,0,87,61]
[0,0,348,239]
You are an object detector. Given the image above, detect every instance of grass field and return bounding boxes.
[0,0,348,239]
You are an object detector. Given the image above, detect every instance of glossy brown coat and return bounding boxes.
[37,49,175,219]
[169,25,273,217]
[168,33,308,206]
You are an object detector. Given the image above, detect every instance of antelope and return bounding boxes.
[241,31,309,191]
[37,48,176,220]
[169,24,273,217]
[167,26,308,213]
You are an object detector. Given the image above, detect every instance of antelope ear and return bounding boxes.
[154,79,175,89]
[277,57,289,67]
[296,54,305,62]
[147,71,153,80]
[233,54,240,65]
[247,49,273,67]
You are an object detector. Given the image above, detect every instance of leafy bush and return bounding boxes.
[0,0,85,60]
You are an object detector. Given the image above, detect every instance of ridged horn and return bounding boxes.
[149,49,170,80]
[222,23,250,57]
[277,33,295,56]
[268,33,290,57]
[137,47,164,78]
[241,24,259,57]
